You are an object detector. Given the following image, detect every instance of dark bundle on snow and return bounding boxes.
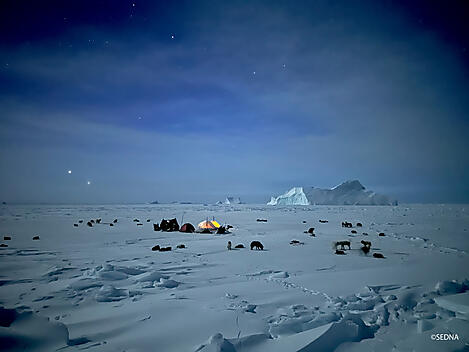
[90,220,95,223]
[351,230,357,234]
[302,221,307,223]
[176,244,186,249]
[113,219,118,223]
[33,236,40,240]
[373,252,385,258]
[290,240,304,245]
[226,225,234,229]
[78,220,84,223]
[357,223,363,227]
[334,241,351,250]
[87,222,93,227]
[335,249,346,255]
[342,222,352,228]
[4,236,11,240]
[159,219,169,231]
[0,243,8,247]
[109,223,114,227]
[235,244,245,249]
[256,219,268,222]
[160,218,179,232]
[319,220,328,223]
[153,223,160,231]
[96,219,101,224]
[137,223,143,226]
[307,228,315,236]
[73,224,78,227]
[151,245,172,252]
[179,223,195,233]
[133,219,140,222]
[167,218,180,232]
[146,219,151,222]
[216,226,228,234]
[378,232,385,236]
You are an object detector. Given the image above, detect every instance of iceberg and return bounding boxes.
[224,197,242,205]
[268,180,397,206]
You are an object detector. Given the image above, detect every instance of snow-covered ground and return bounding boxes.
[0,204,468,351]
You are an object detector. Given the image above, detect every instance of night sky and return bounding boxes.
[1,0,468,204]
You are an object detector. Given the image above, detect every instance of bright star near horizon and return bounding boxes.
[171,34,175,39]
[67,170,72,174]
[87,181,91,185]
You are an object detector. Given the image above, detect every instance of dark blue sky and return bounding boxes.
[1,0,468,204]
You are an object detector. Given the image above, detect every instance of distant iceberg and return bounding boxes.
[268,180,397,206]
[224,197,242,205]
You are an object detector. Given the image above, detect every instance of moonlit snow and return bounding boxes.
[0,203,468,351]
[268,180,398,206]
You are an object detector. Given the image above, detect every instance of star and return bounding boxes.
[132,3,136,7]
[282,64,286,68]
[68,170,72,174]
[171,34,175,40]
[87,181,91,185]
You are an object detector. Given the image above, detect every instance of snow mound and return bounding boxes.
[269,271,289,279]
[196,332,236,352]
[95,285,128,302]
[155,278,179,288]
[0,306,89,351]
[268,180,397,206]
[434,279,469,295]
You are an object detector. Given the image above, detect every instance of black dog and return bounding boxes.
[250,241,264,250]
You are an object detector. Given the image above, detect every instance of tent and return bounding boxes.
[180,223,195,233]
[198,219,221,230]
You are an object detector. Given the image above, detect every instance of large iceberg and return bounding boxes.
[267,180,397,206]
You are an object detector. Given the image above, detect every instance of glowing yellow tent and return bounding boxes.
[198,219,221,230]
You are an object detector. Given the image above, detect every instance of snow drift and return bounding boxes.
[268,180,397,206]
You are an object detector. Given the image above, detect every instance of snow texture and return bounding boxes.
[0,203,468,351]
